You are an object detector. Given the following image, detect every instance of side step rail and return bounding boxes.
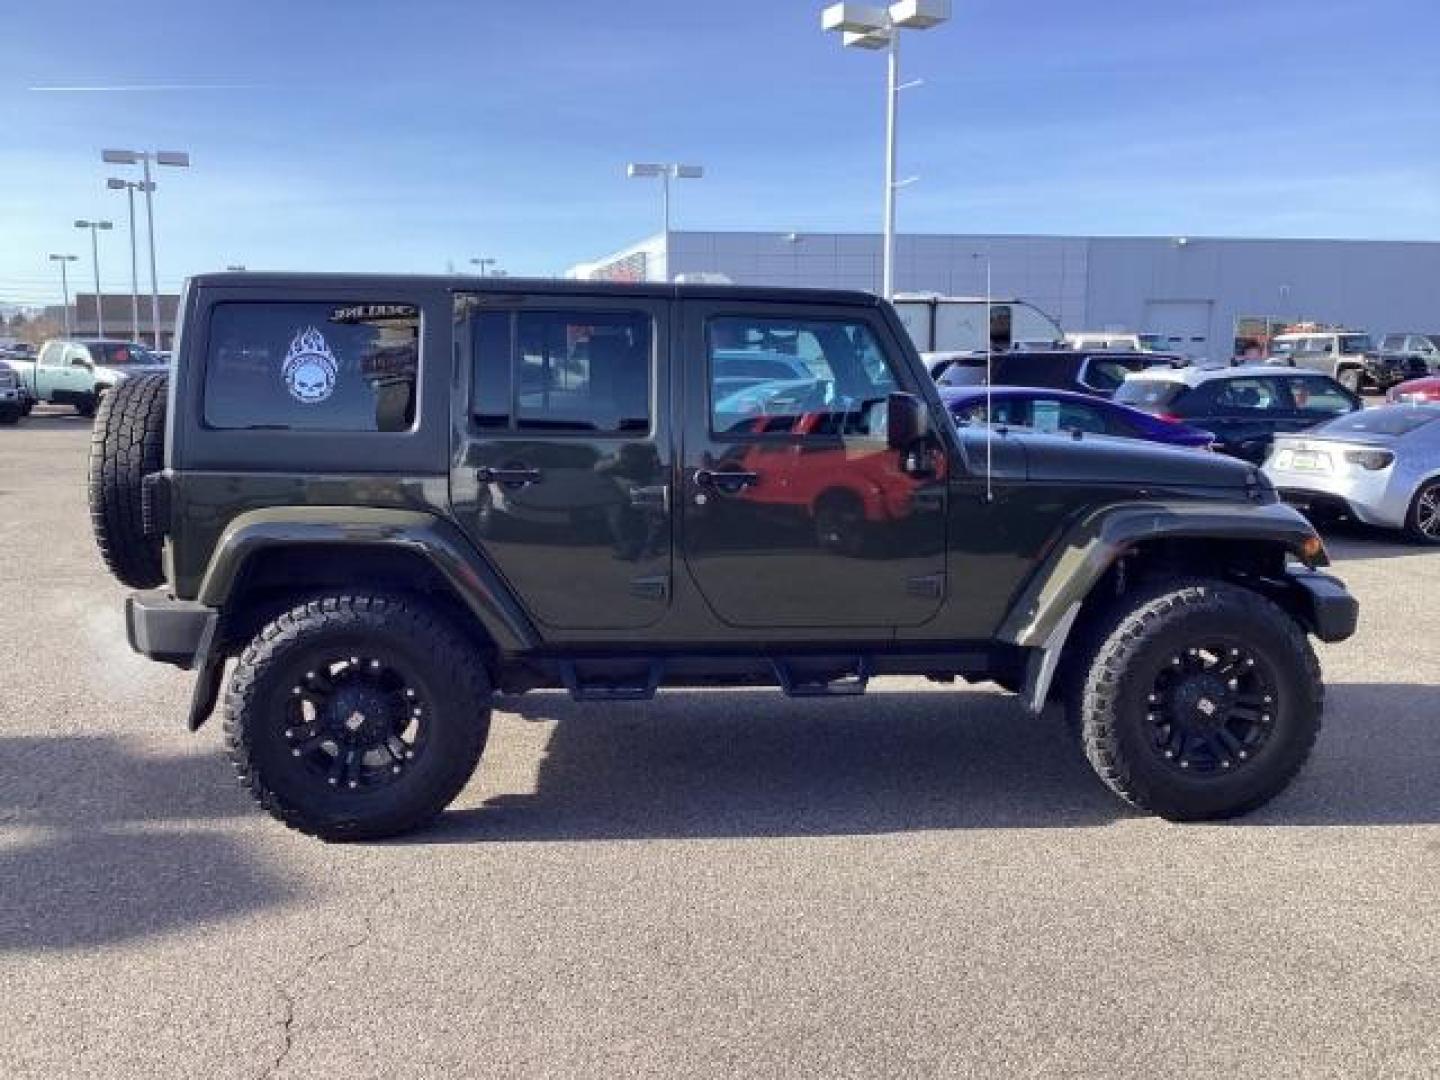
[559,659,665,702]
[770,658,871,698]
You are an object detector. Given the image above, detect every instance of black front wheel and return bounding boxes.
[1070,580,1322,821]
[224,594,492,840]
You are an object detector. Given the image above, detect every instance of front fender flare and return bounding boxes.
[999,499,1323,651]
[197,506,538,653]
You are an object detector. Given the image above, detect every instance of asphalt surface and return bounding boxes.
[2,407,1438,1079]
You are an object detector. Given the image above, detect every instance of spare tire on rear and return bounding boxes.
[88,373,168,589]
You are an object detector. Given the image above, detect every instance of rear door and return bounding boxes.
[450,293,673,631]
[678,300,947,630]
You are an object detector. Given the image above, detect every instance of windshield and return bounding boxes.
[1319,408,1439,438]
[88,343,159,366]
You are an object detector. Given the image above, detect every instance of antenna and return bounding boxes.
[980,253,994,503]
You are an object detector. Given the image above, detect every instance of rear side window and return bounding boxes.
[461,307,652,433]
[204,302,419,432]
[1286,377,1355,416]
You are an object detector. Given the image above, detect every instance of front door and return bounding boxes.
[679,301,948,630]
[450,294,672,631]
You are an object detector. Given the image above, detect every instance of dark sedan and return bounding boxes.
[1115,364,1361,463]
[939,385,1215,449]
[934,349,1183,398]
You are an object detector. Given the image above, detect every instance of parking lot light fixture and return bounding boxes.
[101,149,191,348]
[626,162,705,258]
[48,254,78,337]
[821,0,951,299]
[74,219,114,337]
[107,178,153,342]
[469,257,497,278]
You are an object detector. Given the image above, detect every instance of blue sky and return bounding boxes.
[1,0,1435,306]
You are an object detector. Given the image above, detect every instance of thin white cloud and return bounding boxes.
[27,83,259,92]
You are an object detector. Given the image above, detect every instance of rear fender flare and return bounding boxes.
[197,507,539,653]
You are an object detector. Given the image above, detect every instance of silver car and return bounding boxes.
[1264,405,1440,544]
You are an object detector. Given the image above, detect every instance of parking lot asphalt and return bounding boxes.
[1,407,1438,1079]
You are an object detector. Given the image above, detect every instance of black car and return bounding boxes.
[1114,364,1361,463]
[934,349,1183,398]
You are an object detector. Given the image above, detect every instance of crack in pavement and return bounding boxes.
[257,892,392,1080]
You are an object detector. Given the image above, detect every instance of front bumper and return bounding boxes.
[1286,570,1359,643]
[126,591,217,668]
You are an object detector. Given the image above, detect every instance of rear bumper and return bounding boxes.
[125,591,217,669]
[1286,570,1359,643]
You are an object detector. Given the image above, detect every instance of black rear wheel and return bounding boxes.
[224,594,492,840]
[1070,579,1322,821]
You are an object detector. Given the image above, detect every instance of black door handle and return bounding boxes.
[694,468,759,494]
[477,465,542,487]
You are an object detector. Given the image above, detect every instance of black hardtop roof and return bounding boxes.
[187,272,881,307]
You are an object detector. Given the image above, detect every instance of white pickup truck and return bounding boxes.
[11,339,170,417]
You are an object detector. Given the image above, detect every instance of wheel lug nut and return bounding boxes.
[404,750,414,759]
[1164,750,1174,759]
[1221,760,1231,768]
[291,749,301,757]
[1179,760,1189,769]
[370,659,381,670]
[347,780,358,789]
[392,766,402,774]
[284,728,294,738]
[405,688,416,698]
[1238,750,1248,759]
[1227,680,1238,690]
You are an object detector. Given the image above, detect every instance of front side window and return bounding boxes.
[463,308,652,434]
[204,301,419,432]
[1212,376,1283,411]
[707,315,899,437]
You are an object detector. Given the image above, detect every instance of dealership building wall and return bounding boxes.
[570,231,1440,356]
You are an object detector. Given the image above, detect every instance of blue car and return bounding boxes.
[940,385,1215,449]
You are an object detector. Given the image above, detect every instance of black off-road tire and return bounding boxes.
[1337,368,1362,395]
[1068,579,1323,821]
[1404,479,1440,546]
[87,373,167,588]
[224,594,492,841]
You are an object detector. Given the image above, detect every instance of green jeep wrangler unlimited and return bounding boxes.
[89,273,1358,840]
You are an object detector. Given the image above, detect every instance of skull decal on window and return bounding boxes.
[282,327,338,404]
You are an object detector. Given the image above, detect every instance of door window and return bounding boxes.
[39,343,63,366]
[706,315,899,437]
[1210,377,1284,411]
[465,309,651,434]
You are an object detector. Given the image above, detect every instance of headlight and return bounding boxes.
[1344,448,1395,471]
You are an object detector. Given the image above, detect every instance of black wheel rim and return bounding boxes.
[281,654,429,792]
[1145,641,1278,777]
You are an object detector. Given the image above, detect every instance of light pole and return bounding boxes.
[469,257,497,278]
[101,149,190,348]
[74,219,113,337]
[106,177,152,343]
[626,163,704,274]
[821,1,951,299]
[48,254,78,337]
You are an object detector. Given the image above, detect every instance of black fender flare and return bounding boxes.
[196,506,539,654]
[1002,500,1327,713]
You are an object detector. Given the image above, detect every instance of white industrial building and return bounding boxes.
[570,231,1440,358]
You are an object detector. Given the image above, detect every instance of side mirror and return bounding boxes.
[885,391,929,450]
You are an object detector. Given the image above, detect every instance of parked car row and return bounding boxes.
[923,342,1439,545]
[0,338,169,421]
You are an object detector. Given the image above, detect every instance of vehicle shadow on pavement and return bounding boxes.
[416,689,1128,843]
[1234,682,1440,827]
[0,735,300,953]
[416,680,1440,844]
